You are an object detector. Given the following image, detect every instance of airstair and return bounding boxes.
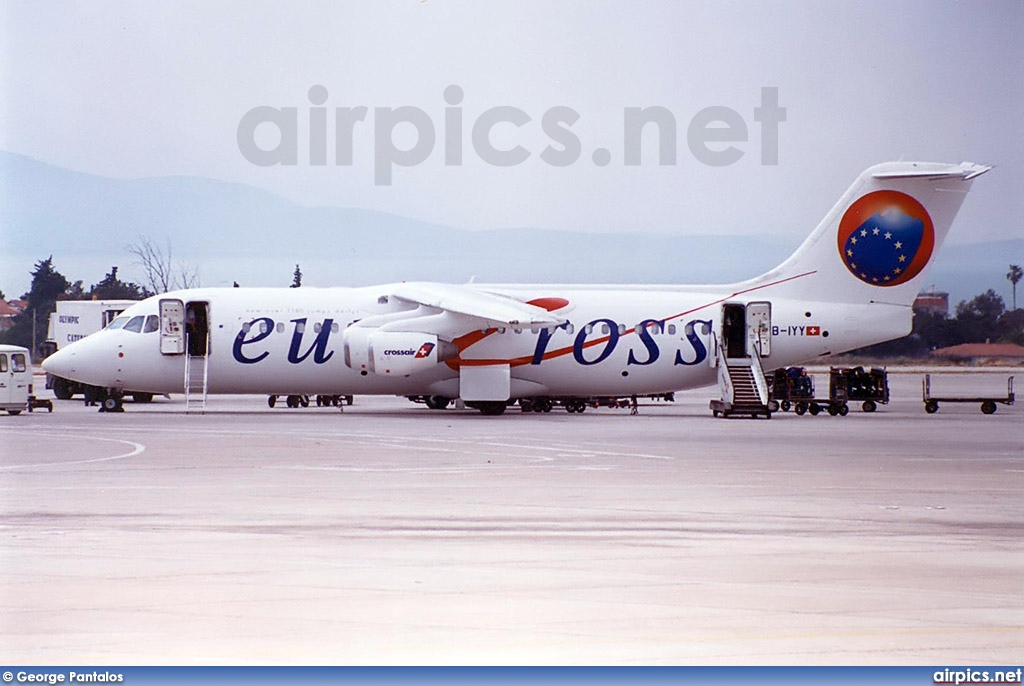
[710,332,772,419]
[184,344,208,415]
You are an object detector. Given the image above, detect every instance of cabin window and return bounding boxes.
[617,324,626,335]
[106,316,129,330]
[143,315,160,333]
[123,316,145,333]
[565,323,575,335]
[11,353,26,372]
[0,355,7,373]
[331,323,340,333]
[601,324,610,335]
[276,322,285,333]
[260,321,270,334]
[585,324,593,335]
[314,322,322,334]
[668,324,677,335]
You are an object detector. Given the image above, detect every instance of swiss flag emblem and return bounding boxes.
[806,326,821,336]
[414,342,435,359]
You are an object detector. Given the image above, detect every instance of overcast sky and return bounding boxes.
[2,1,1022,285]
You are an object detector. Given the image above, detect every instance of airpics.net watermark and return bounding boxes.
[237,85,786,185]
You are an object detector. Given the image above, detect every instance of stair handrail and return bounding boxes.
[749,342,770,406]
[201,333,210,404]
[183,333,192,396]
[711,331,734,405]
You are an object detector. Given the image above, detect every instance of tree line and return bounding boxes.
[0,249,306,355]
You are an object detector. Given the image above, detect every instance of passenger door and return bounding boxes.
[0,353,9,405]
[160,299,186,355]
[747,301,771,357]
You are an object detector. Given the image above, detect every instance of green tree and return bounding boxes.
[1007,264,1022,311]
[997,308,1024,346]
[0,256,71,353]
[90,266,151,300]
[290,264,302,288]
[66,280,87,300]
[953,289,1005,343]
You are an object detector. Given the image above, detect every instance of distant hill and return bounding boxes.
[1,150,1019,307]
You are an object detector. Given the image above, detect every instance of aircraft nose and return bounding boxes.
[42,335,120,388]
[42,346,73,378]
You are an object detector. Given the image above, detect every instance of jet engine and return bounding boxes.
[343,329,457,376]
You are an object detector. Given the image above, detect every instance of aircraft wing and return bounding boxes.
[389,282,568,329]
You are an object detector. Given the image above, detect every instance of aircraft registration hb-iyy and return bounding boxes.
[44,161,990,415]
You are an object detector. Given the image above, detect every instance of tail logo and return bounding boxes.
[837,190,934,287]
[414,342,435,359]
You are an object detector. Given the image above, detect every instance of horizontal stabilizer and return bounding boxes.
[872,161,992,180]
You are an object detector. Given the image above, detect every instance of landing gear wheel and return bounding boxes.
[102,396,124,413]
[862,399,877,413]
[519,399,534,413]
[299,395,310,407]
[286,395,299,408]
[794,402,807,416]
[981,400,997,415]
[425,395,451,410]
[781,400,791,412]
[809,403,821,416]
[132,392,154,403]
[52,377,73,400]
[838,403,849,417]
[827,404,839,417]
[476,402,506,416]
[924,400,939,414]
[268,395,277,408]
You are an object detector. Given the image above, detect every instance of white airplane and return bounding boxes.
[43,161,990,415]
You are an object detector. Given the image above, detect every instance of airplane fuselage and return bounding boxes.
[66,281,904,399]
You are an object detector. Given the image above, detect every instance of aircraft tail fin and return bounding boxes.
[749,161,991,305]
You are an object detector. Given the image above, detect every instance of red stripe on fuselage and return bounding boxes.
[449,271,816,368]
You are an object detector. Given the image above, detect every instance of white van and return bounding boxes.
[0,344,32,416]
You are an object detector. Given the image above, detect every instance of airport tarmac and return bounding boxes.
[1,369,1021,665]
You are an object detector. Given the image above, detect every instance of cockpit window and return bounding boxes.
[123,316,145,333]
[106,316,130,330]
[143,315,160,333]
